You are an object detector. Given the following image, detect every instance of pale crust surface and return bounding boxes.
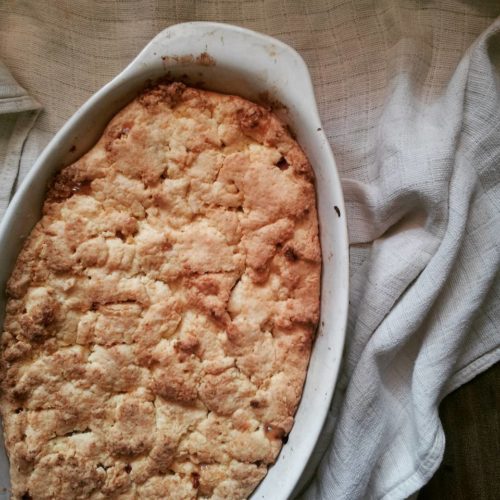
[0,82,321,500]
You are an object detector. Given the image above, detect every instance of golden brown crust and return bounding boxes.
[1,82,321,499]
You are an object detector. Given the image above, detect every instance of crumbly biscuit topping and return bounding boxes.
[1,82,321,500]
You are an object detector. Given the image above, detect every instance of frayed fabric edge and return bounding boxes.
[380,346,500,500]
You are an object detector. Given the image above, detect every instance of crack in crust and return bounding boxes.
[1,82,321,500]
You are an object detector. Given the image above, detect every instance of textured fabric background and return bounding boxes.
[0,1,499,499]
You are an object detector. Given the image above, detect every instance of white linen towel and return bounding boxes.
[301,14,500,500]
[0,2,499,499]
[0,61,40,217]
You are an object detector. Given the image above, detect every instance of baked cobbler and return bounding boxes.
[1,82,321,500]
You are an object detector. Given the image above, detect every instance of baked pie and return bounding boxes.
[0,82,321,499]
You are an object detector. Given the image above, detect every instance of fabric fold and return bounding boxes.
[0,61,41,217]
[302,18,500,500]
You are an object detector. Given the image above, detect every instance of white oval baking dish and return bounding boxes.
[0,22,348,499]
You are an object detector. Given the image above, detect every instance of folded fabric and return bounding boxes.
[301,14,500,500]
[0,61,40,217]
